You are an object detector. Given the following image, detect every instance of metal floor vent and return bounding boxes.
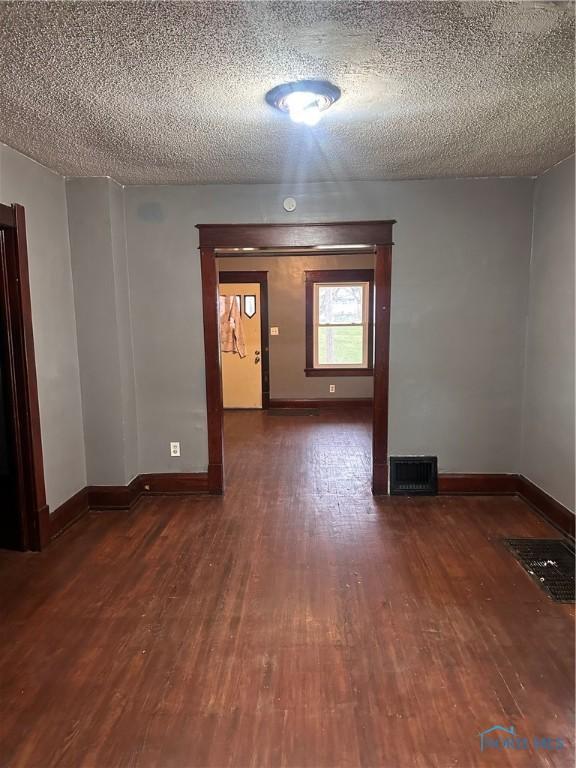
[503,538,575,603]
[389,456,438,495]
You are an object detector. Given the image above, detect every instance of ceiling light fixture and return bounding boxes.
[265,80,341,126]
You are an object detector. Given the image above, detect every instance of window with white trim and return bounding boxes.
[305,270,374,376]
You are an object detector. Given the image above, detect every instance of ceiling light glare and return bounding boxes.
[265,80,340,126]
[284,91,323,126]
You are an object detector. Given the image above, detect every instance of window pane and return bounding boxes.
[244,295,256,318]
[318,326,364,365]
[318,285,363,325]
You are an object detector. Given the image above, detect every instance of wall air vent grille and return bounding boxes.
[390,456,438,495]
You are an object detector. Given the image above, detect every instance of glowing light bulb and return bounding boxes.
[284,91,323,126]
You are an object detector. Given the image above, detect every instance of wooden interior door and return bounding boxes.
[219,283,262,408]
[0,203,48,550]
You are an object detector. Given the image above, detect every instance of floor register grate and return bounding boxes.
[503,538,575,603]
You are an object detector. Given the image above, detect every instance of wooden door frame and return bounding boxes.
[0,203,48,550]
[197,221,395,495]
[218,270,270,409]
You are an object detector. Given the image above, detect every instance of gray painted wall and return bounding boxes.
[2,143,570,511]
[109,180,138,482]
[67,177,138,485]
[0,144,86,510]
[217,253,375,400]
[520,156,575,512]
[124,177,534,475]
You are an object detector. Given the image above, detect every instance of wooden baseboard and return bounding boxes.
[517,475,575,540]
[88,476,143,511]
[49,472,209,541]
[438,473,519,495]
[48,471,575,543]
[141,473,209,494]
[269,398,373,409]
[438,472,574,540]
[37,504,51,550]
[49,488,90,540]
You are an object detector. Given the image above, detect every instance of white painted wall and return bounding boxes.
[0,145,86,510]
[520,155,575,512]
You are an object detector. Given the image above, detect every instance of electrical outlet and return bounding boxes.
[170,442,180,457]
[329,384,336,393]
[270,327,279,336]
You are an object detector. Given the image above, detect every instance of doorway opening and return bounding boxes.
[0,203,48,550]
[198,221,395,496]
[218,271,270,409]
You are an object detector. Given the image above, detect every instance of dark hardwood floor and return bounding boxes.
[0,409,574,767]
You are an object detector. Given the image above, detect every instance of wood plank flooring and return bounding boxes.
[0,409,574,767]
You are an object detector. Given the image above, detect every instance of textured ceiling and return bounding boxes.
[0,1,574,185]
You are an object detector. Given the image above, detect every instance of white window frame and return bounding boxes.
[313,281,370,370]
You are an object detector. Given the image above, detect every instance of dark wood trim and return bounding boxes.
[199,221,395,496]
[517,475,575,540]
[0,203,48,550]
[49,473,209,540]
[270,398,373,409]
[217,247,375,258]
[49,471,576,545]
[0,203,15,229]
[218,270,270,409]
[304,368,374,377]
[200,247,224,494]
[304,269,375,283]
[207,463,223,495]
[438,473,519,495]
[49,488,90,540]
[372,246,393,494]
[140,473,209,494]
[218,271,269,283]
[88,477,143,511]
[438,472,574,540]
[197,221,395,249]
[304,268,374,378]
[13,205,49,548]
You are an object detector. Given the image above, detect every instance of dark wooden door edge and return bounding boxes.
[0,204,48,550]
[0,203,15,228]
[218,270,270,410]
[49,473,210,541]
[372,462,388,495]
[269,398,373,409]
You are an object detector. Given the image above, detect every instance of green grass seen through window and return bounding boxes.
[317,325,364,366]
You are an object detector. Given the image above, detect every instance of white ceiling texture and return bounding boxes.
[0,1,573,185]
